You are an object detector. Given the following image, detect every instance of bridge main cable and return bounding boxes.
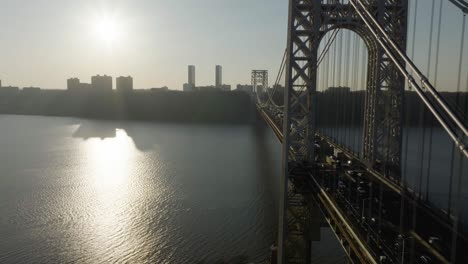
[351,0,468,139]
[349,0,468,158]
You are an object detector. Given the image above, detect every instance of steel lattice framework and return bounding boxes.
[279,0,408,263]
[252,70,269,94]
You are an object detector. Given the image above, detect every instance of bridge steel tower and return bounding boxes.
[252,70,269,94]
[279,0,408,263]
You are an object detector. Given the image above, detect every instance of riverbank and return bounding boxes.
[0,90,256,124]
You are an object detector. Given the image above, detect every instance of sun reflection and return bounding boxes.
[79,128,140,259]
[86,128,133,187]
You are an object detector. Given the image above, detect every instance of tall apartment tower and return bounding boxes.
[91,75,113,91]
[215,65,222,88]
[116,76,133,92]
[188,65,196,87]
[67,78,80,90]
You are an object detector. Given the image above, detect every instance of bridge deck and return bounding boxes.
[258,105,467,263]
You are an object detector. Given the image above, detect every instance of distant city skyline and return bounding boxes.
[0,0,288,90]
[0,0,466,91]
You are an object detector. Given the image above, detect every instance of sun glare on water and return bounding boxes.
[85,129,135,187]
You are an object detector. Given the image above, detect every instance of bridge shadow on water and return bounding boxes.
[70,119,236,153]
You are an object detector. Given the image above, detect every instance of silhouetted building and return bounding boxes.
[23,87,41,95]
[116,76,133,92]
[236,84,254,93]
[198,85,218,92]
[326,86,351,93]
[67,78,80,90]
[220,84,231,91]
[79,83,92,90]
[92,75,112,91]
[188,65,196,87]
[0,86,20,94]
[150,86,169,92]
[183,83,195,92]
[216,65,222,88]
[67,78,92,91]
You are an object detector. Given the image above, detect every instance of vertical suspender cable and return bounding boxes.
[337,31,345,146]
[417,0,436,202]
[351,34,359,154]
[360,41,366,158]
[425,0,443,201]
[448,13,466,217]
[413,0,428,259]
[351,0,468,158]
[325,29,330,135]
[332,31,338,140]
[337,30,343,144]
[451,16,466,262]
[399,0,418,249]
[344,30,352,149]
[353,0,468,139]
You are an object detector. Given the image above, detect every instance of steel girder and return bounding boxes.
[279,0,407,263]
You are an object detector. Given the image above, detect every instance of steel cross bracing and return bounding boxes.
[274,1,408,263]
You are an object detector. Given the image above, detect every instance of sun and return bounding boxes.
[93,15,122,44]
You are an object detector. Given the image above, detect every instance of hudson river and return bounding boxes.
[0,115,344,263]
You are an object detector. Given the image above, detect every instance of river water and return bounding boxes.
[0,115,345,264]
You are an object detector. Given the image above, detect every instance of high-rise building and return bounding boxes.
[116,76,133,92]
[215,65,222,88]
[91,75,112,91]
[67,78,80,90]
[188,65,196,87]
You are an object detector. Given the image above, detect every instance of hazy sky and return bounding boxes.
[0,0,466,91]
[0,0,287,89]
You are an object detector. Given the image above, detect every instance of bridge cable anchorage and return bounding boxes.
[349,0,468,158]
[352,0,468,139]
